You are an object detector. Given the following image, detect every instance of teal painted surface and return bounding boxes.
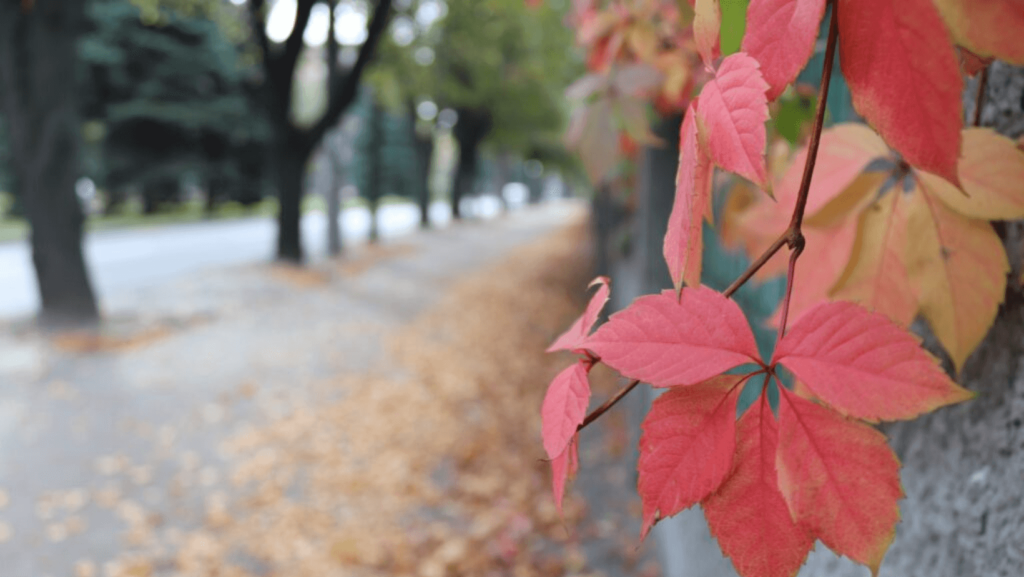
[796,6,858,124]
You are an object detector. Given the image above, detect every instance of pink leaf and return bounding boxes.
[548,276,611,353]
[697,53,770,189]
[550,434,580,515]
[837,0,963,185]
[773,301,973,422]
[742,0,827,101]
[664,101,714,290]
[541,362,592,459]
[638,375,742,537]
[587,287,760,387]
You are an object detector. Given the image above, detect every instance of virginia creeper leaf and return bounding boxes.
[837,0,963,185]
[831,191,918,327]
[776,390,903,574]
[918,129,1024,221]
[550,434,580,515]
[703,393,814,577]
[767,220,861,327]
[547,276,611,353]
[903,186,1009,370]
[638,375,742,537]
[665,101,715,290]
[695,0,722,68]
[741,0,827,101]
[541,362,592,459]
[773,301,972,422]
[933,0,1024,65]
[587,287,760,387]
[775,123,889,216]
[697,53,770,189]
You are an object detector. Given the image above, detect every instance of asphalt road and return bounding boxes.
[0,199,505,320]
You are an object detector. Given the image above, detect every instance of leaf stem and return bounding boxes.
[973,66,989,127]
[578,379,641,431]
[724,5,840,314]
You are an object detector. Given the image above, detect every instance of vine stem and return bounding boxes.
[724,4,840,310]
[973,66,989,127]
[576,4,841,433]
[578,379,640,431]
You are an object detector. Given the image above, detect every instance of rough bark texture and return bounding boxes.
[0,0,99,324]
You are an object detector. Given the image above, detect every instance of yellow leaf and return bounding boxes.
[831,189,918,327]
[903,185,1008,370]
[805,171,888,228]
[917,128,1024,221]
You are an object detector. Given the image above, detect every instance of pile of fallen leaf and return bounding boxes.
[124,222,632,577]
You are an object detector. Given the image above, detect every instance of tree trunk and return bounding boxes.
[0,0,99,324]
[275,145,305,262]
[409,105,434,229]
[451,108,491,220]
[366,100,383,244]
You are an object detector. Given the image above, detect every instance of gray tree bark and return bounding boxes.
[0,0,99,324]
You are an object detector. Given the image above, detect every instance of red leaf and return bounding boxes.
[638,375,742,537]
[742,0,827,101]
[664,101,714,290]
[703,392,814,577]
[587,287,760,388]
[773,301,972,422]
[837,0,963,185]
[697,53,770,189]
[547,276,611,353]
[541,362,591,459]
[550,434,580,515]
[776,390,903,574]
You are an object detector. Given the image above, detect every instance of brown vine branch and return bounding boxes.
[724,5,840,310]
[973,66,989,127]
[578,379,641,432]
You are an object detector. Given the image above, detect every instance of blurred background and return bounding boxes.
[8,0,1015,576]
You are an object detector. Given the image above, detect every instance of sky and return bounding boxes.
[263,0,447,47]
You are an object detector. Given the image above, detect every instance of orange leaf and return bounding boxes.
[776,390,903,574]
[903,185,1008,370]
[703,393,814,577]
[694,0,721,68]
[831,189,918,326]
[918,128,1024,221]
[774,123,889,217]
[933,0,1024,65]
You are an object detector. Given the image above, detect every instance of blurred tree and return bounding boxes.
[0,0,99,323]
[432,0,576,218]
[249,0,394,262]
[80,0,269,214]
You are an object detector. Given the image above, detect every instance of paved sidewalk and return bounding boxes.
[0,202,632,577]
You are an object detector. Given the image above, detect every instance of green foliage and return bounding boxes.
[80,0,269,207]
[720,0,750,56]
